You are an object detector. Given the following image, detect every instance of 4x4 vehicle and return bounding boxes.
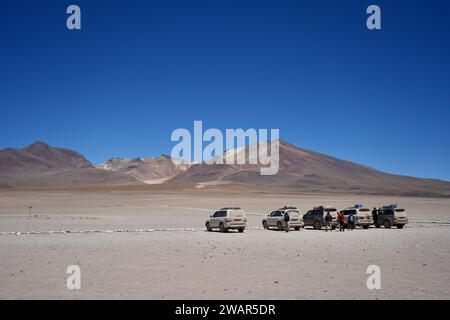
[205,207,247,233]
[303,206,338,230]
[340,205,372,229]
[374,204,408,229]
[262,206,304,231]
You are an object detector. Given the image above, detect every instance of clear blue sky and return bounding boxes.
[1,0,449,181]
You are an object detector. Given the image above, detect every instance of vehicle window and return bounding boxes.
[214,211,227,218]
[351,210,357,215]
[275,211,283,217]
[269,211,276,217]
[305,210,313,216]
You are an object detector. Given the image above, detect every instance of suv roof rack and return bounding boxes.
[381,204,397,210]
[220,207,242,210]
[279,205,297,210]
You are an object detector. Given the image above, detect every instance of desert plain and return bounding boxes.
[0,189,449,300]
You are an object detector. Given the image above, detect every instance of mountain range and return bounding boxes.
[0,141,138,189]
[0,140,449,197]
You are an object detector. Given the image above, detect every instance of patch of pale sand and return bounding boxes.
[141,177,173,184]
[195,181,233,189]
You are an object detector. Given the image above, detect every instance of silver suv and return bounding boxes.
[206,207,247,233]
[374,204,408,229]
[340,205,372,229]
[262,206,304,231]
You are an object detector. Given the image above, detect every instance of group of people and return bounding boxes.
[282,210,357,232]
[280,207,385,233]
[324,211,355,232]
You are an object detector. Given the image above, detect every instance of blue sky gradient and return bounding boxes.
[0,0,449,180]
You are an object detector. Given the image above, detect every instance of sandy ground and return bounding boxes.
[0,191,449,299]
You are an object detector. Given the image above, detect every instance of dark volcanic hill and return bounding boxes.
[168,140,450,197]
[0,141,92,174]
[0,142,140,189]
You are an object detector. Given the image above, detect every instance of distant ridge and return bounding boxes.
[0,140,449,196]
[0,141,92,173]
[167,140,450,197]
[0,142,140,189]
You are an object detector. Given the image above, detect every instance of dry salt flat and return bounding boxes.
[1,191,449,299]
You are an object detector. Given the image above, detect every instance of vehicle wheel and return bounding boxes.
[206,222,211,232]
[362,225,369,230]
[332,224,336,230]
[294,226,300,231]
[277,221,283,231]
[238,228,245,233]
[262,221,268,230]
[314,221,321,230]
[383,220,392,229]
[375,224,381,228]
[397,224,404,229]
[219,222,228,233]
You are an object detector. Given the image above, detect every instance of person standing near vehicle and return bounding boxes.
[372,207,378,226]
[349,213,355,231]
[325,211,333,232]
[284,211,290,232]
[338,211,345,232]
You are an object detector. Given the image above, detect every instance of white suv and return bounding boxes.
[206,207,247,233]
[340,205,372,229]
[262,206,304,231]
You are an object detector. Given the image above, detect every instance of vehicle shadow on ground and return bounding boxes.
[203,229,244,233]
[263,228,303,232]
